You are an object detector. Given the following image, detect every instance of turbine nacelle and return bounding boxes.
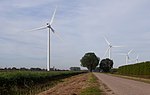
[46,23,50,27]
[109,45,112,48]
[46,23,55,33]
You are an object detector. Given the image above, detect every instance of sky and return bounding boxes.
[0,0,150,70]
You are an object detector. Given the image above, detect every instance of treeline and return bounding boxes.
[80,52,114,72]
[0,67,68,71]
[118,61,150,78]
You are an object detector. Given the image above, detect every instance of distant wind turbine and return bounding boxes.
[119,49,133,64]
[27,6,61,71]
[126,52,139,64]
[103,37,122,59]
[135,55,139,63]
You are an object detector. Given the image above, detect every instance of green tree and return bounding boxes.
[80,52,100,72]
[99,58,113,72]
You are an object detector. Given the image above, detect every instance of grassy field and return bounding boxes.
[0,70,86,95]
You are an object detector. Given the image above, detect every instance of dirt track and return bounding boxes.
[94,73,150,95]
[38,73,88,95]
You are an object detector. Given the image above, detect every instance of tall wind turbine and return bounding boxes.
[119,49,133,64]
[103,37,122,59]
[28,6,59,71]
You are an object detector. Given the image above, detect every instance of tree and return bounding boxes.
[80,52,100,72]
[99,58,113,72]
[70,67,81,71]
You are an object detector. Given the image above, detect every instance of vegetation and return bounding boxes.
[110,68,118,74]
[100,58,113,72]
[70,67,81,71]
[0,67,66,71]
[80,52,100,72]
[80,73,101,95]
[0,71,86,95]
[118,61,150,78]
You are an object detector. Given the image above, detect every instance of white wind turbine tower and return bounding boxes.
[103,37,122,59]
[28,6,60,71]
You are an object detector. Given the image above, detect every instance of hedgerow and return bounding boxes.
[118,61,150,78]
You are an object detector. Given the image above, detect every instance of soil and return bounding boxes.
[37,73,89,95]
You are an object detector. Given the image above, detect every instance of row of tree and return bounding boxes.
[80,52,113,72]
[0,67,68,71]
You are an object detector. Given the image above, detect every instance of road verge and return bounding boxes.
[109,74,150,84]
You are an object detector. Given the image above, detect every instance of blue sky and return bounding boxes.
[0,0,150,69]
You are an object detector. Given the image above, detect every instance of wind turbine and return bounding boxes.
[128,50,139,63]
[28,6,60,71]
[103,37,122,59]
[135,55,139,63]
[119,49,133,64]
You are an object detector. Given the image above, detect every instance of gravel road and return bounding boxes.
[94,73,150,95]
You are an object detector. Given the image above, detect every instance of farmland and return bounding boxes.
[118,61,150,78]
[0,70,86,95]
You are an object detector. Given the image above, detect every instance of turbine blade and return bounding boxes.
[104,36,111,45]
[112,46,123,48]
[50,6,57,25]
[50,27,55,33]
[53,30,63,41]
[26,26,47,32]
[103,48,109,58]
[128,49,133,55]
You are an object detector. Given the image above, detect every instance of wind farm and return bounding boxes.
[0,1,149,71]
[0,1,150,95]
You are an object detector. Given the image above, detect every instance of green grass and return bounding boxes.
[80,73,101,95]
[0,71,86,95]
[80,87,101,95]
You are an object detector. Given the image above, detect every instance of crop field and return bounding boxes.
[0,70,86,95]
[118,61,150,78]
